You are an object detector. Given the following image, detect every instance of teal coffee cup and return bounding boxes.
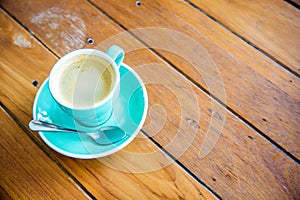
[49,45,124,131]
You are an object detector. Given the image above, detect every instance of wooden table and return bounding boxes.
[0,0,299,199]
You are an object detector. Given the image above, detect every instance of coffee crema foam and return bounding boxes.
[58,55,115,108]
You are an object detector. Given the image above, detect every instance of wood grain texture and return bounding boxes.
[1,1,299,199]
[3,0,299,161]
[52,137,216,199]
[190,0,300,75]
[88,0,300,160]
[0,8,216,200]
[0,107,88,199]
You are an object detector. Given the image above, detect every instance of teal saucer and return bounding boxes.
[32,64,148,159]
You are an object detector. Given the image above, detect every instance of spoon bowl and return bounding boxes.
[29,120,128,145]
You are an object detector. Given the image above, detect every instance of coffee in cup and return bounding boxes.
[58,54,116,108]
[49,45,124,131]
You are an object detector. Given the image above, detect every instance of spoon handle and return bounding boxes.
[29,120,77,133]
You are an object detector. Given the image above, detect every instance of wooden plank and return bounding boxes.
[0,8,216,200]
[190,0,300,75]
[3,0,299,162]
[0,107,88,199]
[88,0,300,160]
[1,1,299,199]
[0,185,12,200]
[53,137,216,199]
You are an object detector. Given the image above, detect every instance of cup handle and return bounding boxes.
[105,45,124,68]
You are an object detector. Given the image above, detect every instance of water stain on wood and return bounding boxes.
[30,7,86,52]
[13,34,31,48]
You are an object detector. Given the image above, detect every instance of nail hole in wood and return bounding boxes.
[87,38,94,45]
[136,1,142,6]
[212,178,216,182]
[32,80,38,87]
[262,118,267,122]
[289,80,293,83]
[248,135,253,139]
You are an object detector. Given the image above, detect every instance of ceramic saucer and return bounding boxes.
[32,64,148,159]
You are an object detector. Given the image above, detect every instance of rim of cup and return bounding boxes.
[49,49,120,110]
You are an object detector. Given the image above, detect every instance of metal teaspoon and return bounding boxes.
[29,120,127,146]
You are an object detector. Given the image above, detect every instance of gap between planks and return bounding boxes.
[184,0,300,78]
[87,0,300,165]
[0,9,93,198]
[1,99,220,200]
[140,130,222,200]
[0,7,220,199]
[0,102,96,200]
[2,0,298,169]
[284,0,300,9]
[1,2,298,197]
[0,5,60,59]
